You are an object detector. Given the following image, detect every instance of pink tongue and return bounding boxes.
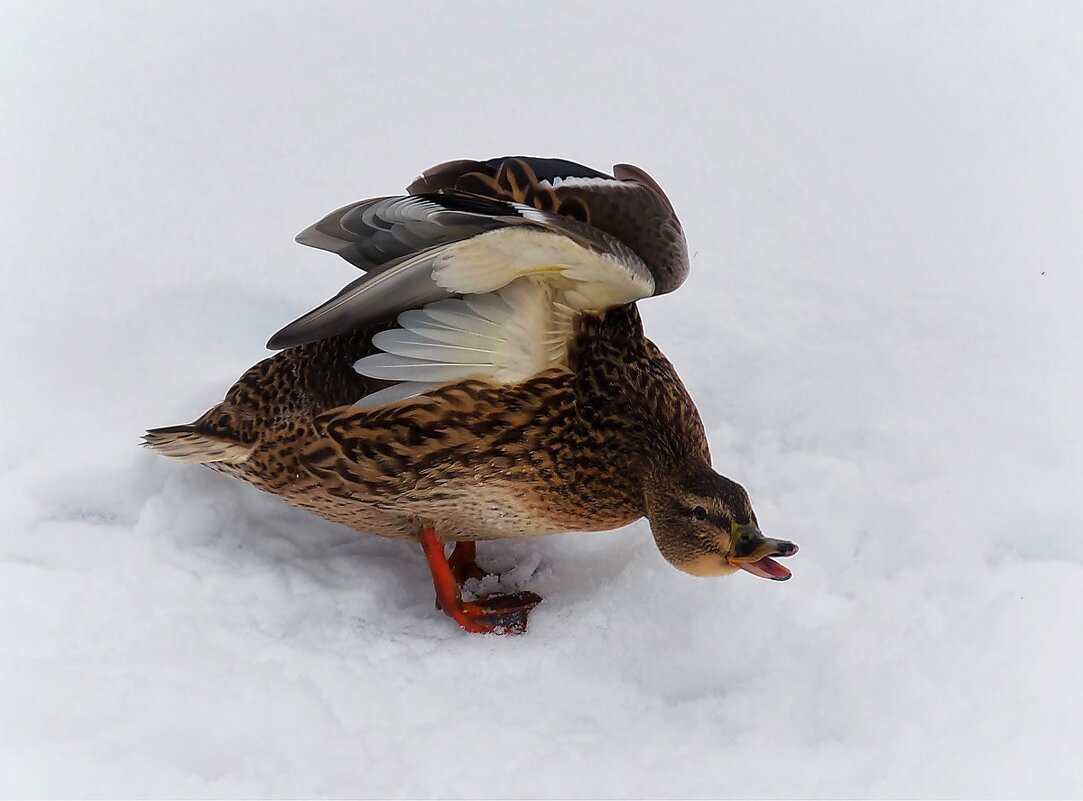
[740,557,792,581]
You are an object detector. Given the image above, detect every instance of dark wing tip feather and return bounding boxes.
[407,159,489,194]
[294,196,401,271]
[613,163,676,212]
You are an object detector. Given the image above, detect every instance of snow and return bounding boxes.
[2,2,1082,797]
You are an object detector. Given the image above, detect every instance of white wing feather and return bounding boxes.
[315,224,654,407]
[354,277,572,406]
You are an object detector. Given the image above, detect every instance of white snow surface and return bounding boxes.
[2,3,1082,798]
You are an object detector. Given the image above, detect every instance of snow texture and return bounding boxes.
[2,2,1082,798]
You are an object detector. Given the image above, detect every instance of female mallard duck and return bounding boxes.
[145,156,798,634]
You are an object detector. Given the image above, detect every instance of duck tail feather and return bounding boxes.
[142,424,253,464]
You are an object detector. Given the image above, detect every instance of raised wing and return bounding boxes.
[268,194,654,350]
[294,192,518,273]
[270,156,688,407]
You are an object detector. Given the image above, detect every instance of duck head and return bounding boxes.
[643,470,798,580]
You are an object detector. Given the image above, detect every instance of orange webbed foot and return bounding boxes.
[457,591,544,634]
[418,528,543,635]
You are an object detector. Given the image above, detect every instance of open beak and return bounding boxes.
[727,525,799,581]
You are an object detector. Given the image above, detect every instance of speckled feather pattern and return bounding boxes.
[191,305,708,543]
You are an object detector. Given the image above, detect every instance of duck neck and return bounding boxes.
[570,304,713,500]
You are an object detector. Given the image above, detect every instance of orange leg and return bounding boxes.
[447,541,487,584]
[418,527,542,635]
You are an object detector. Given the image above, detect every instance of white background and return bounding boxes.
[2,2,1081,797]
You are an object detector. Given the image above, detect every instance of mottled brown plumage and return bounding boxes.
[154,304,704,539]
[145,155,798,634]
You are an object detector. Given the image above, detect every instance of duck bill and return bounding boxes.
[728,526,799,581]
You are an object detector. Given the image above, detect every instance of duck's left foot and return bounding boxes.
[455,591,544,635]
[418,527,543,635]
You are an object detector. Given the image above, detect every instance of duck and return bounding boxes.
[144,155,798,634]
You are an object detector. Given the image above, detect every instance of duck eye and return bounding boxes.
[692,506,708,521]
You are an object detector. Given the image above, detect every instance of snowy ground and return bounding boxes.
[2,2,1082,798]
